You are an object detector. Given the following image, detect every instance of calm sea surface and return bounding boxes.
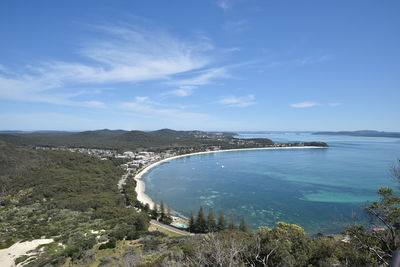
[143,133,400,234]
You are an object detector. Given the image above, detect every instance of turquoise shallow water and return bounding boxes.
[143,133,400,234]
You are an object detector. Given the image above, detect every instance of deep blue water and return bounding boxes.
[143,133,400,234]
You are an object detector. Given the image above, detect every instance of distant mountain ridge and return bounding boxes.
[313,130,400,138]
[0,128,240,151]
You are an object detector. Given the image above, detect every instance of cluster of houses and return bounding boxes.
[35,146,117,158]
[192,131,229,140]
[118,150,176,172]
[228,139,258,146]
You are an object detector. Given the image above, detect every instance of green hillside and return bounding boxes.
[0,141,149,265]
[0,129,273,151]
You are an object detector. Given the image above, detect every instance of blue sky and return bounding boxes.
[0,0,399,131]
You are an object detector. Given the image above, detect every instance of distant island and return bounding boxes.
[313,130,400,138]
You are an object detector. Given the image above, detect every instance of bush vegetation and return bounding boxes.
[0,141,149,265]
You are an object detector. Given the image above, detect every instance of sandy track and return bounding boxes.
[0,239,53,267]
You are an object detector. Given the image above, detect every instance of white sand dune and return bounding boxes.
[134,146,326,209]
[0,239,53,267]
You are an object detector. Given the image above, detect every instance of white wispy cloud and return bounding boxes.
[120,97,211,120]
[261,55,333,71]
[80,100,106,108]
[170,67,229,86]
[294,55,333,65]
[290,102,319,108]
[0,64,10,73]
[0,75,106,108]
[225,47,241,53]
[224,19,248,32]
[37,25,213,84]
[0,25,218,107]
[218,94,256,107]
[290,102,344,108]
[217,0,230,11]
[135,96,149,102]
[163,86,195,97]
[328,102,343,107]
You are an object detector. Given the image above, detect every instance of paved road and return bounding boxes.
[150,220,193,236]
[118,173,129,192]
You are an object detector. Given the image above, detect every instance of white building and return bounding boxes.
[123,151,135,158]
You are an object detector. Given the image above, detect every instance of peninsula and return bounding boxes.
[0,128,328,152]
[313,130,400,138]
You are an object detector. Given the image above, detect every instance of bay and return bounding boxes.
[143,133,400,234]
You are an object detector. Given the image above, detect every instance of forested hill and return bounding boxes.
[313,130,400,138]
[0,141,149,264]
[0,129,242,151]
[0,141,126,211]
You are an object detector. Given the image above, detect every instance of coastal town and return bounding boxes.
[34,140,328,176]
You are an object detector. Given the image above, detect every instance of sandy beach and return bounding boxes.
[134,146,326,209]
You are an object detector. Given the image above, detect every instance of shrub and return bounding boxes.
[99,238,117,250]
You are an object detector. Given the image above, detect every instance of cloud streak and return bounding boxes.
[0,25,219,108]
[43,26,212,84]
[120,96,211,120]
[290,102,344,108]
[294,55,333,66]
[218,94,256,107]
[0,75,106,108]
[217,0,230,11]
[328,102,343,107]
[163,86,195,97]
[290,102,319,108]
[261,55,333,72]
[170,67,229,86]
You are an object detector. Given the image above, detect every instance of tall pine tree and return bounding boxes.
[150,204,158,220]
[239,217,249,232]
[207,209,217,232]
[195,206,207,233]
[162,204,173,224]
[167,205,171,217]
[188,210,195,232]
[217,212,226,231]
[228,215,237,230]
[144,203,150,213]
[160,200,165,219]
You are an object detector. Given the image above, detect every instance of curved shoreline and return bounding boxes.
[134,146,327,209]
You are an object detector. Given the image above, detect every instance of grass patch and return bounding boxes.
[15,255,30,265]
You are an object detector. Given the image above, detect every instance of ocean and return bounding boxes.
[142,133,400,234]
